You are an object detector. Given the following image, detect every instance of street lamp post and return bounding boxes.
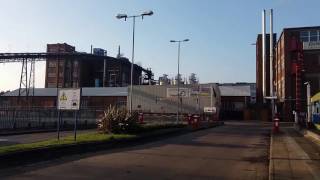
[116,10,153,114]
[304,82,311,128]
[170,39,189,123]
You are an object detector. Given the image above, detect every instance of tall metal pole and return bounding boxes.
[130,16,136,114]
[306,83,311,127]
[262,9,266,103]
[210,85,213,107]
[56,58,60,140]
[177,41,181,123]
[103,59,106,87]
[270,9,274,118]
[170,39,188,122]
[116,11,153,114]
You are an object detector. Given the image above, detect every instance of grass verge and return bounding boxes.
[0,133,136,155]
[0,123,186,155]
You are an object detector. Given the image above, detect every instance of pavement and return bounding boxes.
[0,121,270,180]
[0,129,95,146]
[269,127,320,180]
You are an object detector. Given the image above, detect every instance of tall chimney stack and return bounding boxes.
[262,9,266,102]
[270,9,275,117]
[270,9,274,98]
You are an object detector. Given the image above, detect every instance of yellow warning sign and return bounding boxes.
[57,89,81,110]
[60,92,67,101]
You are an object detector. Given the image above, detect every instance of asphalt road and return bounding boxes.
[0,121,271,180]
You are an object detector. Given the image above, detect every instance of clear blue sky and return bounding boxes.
[0,0,319,91]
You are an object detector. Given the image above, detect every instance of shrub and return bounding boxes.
[97,106,140,134]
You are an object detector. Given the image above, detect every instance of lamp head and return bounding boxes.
[116,14,128,19]
[141,10,154,16]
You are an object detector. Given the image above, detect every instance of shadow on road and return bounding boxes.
[0,121,271,179]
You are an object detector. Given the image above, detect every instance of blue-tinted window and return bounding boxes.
[300,31,309,37]
[301,36,309,42]
[300,31,309,42]
[310,30,318,41]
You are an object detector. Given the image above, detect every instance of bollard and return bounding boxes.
[187,114,192,125]
[192,114,200,129]
[138,112,144,124]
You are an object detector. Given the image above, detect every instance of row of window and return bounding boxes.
[300,30,320,42]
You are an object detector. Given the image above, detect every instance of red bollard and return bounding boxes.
[273,114,280,133]
[138,112,144,124]
[192,115,200,129]
[187,114,192,125]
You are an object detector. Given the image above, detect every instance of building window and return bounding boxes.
[48,61,57,68]
[47,83,56,88]
[300,31,309,42]
[310,30,318,42]
[300,30,320,42]
[47,73,56,78]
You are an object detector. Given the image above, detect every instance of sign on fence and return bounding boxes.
[167,88,190,97]
[57,89,81,110]
[204,106,216,113]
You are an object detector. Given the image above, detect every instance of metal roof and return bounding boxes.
[219,85,251,97]
[2,87,128,97]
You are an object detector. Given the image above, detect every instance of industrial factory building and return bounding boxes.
[1,87,127,108]
[257,25,320,121]
[219,83,255,120]
[256,33,277,105]
[0,87,127,130]
[2,84,221,116]
[45,43,154,88]
[274,26,320,121]
[129,84,221,115]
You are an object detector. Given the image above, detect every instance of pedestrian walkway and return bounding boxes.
[269,127,320,180]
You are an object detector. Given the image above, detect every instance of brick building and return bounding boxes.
[1,87,127,109]
[256,34,277,106]
[45,43,78,88]
[45,43,153,88]
[274,26,320,121]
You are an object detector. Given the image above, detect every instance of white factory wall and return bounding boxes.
[128,84,221,114]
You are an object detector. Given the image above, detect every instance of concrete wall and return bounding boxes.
[128,84,221,115]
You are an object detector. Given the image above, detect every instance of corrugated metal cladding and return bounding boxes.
[219,85,251,96]
[129,84,221,114]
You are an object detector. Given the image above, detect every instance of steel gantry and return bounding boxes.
[0,52,154,104]
[0,53,100,104]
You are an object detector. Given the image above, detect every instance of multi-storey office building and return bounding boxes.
[274,26,320,121]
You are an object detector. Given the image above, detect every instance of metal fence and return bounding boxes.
[0,106,104,131]
[0,106,190,132]
[142,113,181,125]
